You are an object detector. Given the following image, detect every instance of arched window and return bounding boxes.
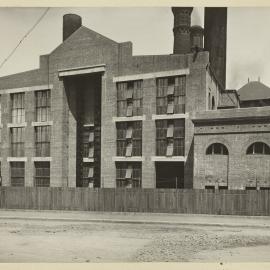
[246,142,270,155]
[206,143,228,155]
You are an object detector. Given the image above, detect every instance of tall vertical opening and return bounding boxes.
[64,72,102,187]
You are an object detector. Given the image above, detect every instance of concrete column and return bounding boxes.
[142,78,156,188]
[1,94,10,186]
[100,73,117,188]
[25,91,35,186]
[50,77,68,187]
[67,84,77,187]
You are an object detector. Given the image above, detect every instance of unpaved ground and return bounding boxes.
[1,218,270,262]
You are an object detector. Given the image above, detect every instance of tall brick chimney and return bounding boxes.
[204,7,227,89]
[172,7,193,54]
[63,14,82,41]
[190,25,204,52]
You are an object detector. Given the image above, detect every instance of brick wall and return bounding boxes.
[0,24,211,189]
[193,123,270,189]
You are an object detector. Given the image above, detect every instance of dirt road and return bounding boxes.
[0,211,270,262]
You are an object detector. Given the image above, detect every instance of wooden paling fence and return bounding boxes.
[0,187,270,216]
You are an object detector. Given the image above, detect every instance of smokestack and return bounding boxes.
[172,7,193,54]
[63,14,82,41]
[204,7,227,89]
[190,25,204,52]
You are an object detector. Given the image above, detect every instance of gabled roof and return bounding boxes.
[50,25,118,56]
[238,81,270,101]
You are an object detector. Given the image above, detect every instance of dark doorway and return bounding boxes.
[155,162,184,188]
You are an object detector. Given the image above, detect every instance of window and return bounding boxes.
[35,126,50,157]
[34,162,50,187]
[156,119,185,156]
[206,143,228,155]
[10,162,25,187]
[10,127,25,157]
[116,162,141,188]
[83,126,95,158]
[246,142,270,155]
[82,163,94,187]
[245,186,256,190]
[218,186,228,190]
[156,76,186,115]
[117,80,143,117]
[11,93,25,123]
[205,185,215,190]
[260,187,270,190]
[35,90,50,122]
[116,121,142,156]
[166,139,174,156]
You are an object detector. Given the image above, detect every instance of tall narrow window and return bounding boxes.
[83,126,94,158]
[156,120,167,156]
[174,119,185,156]
[36,90,50,122]
[35,126,50,157]
[116,162,141,188]
[11,127,25,157]
[166,139,174,156]
[116,122,126,156]
[132,121,142,156]
[82,163,94,187]
[117,80,142,117]
[34,162,50,187]
[11,93,25,123]
[10,162,25,187]
[174,76,186,114]
[156,78,168,115]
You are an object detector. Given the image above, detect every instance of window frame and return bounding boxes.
[246,142,270,155]
[206,143,229,155]
[156,75,186,115]
[156,119,185,156]
[11,92,25,124]
[34,161,50,187]
[10,162,25,187]
[117,80,143,117]
[116,162,142,188]
[35,126,51,157]
[116,121,142,157]
[35,90,51,122]
[10,127,25,157]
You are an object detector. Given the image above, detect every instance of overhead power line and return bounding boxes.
[0,7,50,71]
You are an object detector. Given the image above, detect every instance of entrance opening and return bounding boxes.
[155,162,184,188]
[64,73,102,187]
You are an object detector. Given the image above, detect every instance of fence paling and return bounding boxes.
[0,187,269,216]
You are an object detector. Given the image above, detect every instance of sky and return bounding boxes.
[0,7,270,90]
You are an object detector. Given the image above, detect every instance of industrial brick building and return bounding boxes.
[0,7,269,190]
